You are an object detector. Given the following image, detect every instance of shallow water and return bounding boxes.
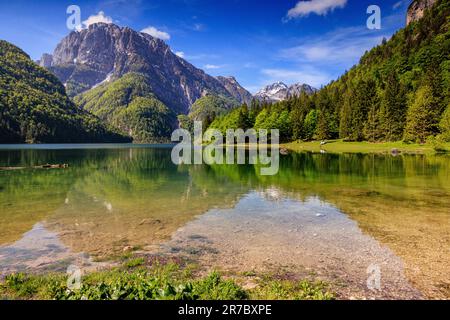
[0,145,449,298]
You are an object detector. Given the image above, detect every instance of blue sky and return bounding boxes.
[0,0,412,93]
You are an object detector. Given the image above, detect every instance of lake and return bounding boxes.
[0,145,448,299]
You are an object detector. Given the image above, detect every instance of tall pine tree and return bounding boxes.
[378,71,407,141]
[404,85,438,143]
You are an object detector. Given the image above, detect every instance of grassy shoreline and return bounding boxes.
[282,139,450,154]
[0,259,335,300]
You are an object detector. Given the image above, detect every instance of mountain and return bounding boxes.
[0,40,130,144]
[254,82,316,102]
[179,94,240,131]
[73,73,175,143]
[37,53,53,68]
[407,0,437,25]
[318,0,449,143]
[40,23,251,114]
[289,83,318,97]
[206,0,450,143]
[216,76,253,105]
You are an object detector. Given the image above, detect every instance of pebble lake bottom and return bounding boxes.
[0,145,449,299]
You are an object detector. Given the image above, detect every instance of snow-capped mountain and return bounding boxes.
[255,82,316,102]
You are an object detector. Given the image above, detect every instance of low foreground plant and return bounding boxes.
[0,263,334,300]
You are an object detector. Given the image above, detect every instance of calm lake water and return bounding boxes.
[0,145,449,299]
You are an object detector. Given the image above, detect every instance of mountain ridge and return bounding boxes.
[254,82,317,102]
[407,0,437,25]
[0,40,130,143]
[216,76,254,105]
[39,23,252,114]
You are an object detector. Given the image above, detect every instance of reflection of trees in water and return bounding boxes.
[0,147,249,256]
[2,150,449,241]
[206,152,450,299]
[1,149,449,294]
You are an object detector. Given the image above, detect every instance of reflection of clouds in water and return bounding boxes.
[104,202,113,212]
[260,187,283,201]
[0,223,93,275]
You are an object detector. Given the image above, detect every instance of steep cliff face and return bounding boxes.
[37,53,53,68]
[407,0,437,25]
[41,23,251,114]
[216,76,253,105]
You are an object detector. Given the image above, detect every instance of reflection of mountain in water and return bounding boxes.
[0,147,449,298]
[0,147,249,256]
[45,151,250,257]
[0,223,104,275]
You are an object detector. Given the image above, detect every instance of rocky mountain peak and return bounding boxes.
[255,82,316,102]
[288,83,317,97]
[407,0,437,25]
[216,76,253,105]
[40,22,251,114]
[37,53,53,68]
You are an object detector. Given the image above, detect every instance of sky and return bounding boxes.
[0,0,412,93]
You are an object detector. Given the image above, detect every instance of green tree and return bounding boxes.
[349,79,377,141]
[189,95,239,131]
[178,115,194,132]
[276,110,292,141]
[339,92,353,139]
[378,72,407,141]
[364,104,382,142]
[404,85,438,143]
[439,104,450,141]
[316,110,330,140]
[291,106,305,141]
[304,110,318,141]
[0,40,129,143]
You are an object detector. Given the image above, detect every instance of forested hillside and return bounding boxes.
[178,94,240,132]
[0,40,129,143]
[209,0,450,143]
[74,73,175,143]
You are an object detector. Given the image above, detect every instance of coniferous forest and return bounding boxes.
[0,1,449,144]
[1,0,450,303]
[0,41,131,143]
[208,0,450,144]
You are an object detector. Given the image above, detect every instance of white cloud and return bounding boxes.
[287,0,347,19]
[141,26,171,40]
[184,53,220,61]
[83,11,113,27]
[203,64,222,70]
[175,51,185,58]
[393,0,408,10]
[193,23,205,31]
[279,26,387,67]
[273,12,402,89]
[244,62,257,69]
[261,67,331,89]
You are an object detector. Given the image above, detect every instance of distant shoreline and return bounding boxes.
[282,140,450,155]
[0,140,449,154]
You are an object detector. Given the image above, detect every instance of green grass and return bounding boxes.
[249,278,334,300]
[123,257,146,269]
[0,263,334,300]
[282,139,450,154]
